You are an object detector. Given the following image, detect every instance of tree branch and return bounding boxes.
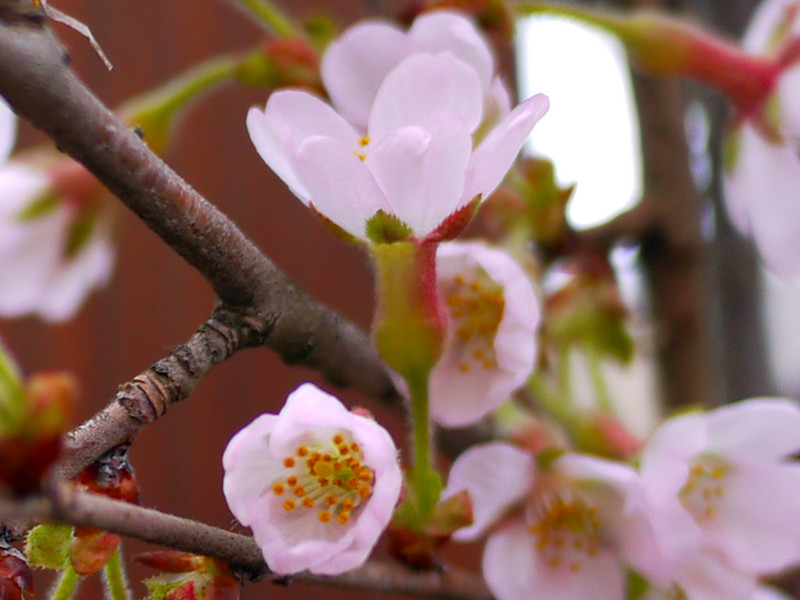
[0,4,400,467]
[0,488,492,600]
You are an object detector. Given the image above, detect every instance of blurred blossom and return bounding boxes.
[639,398,800,599]
[430,242,539,427]
[222,383,402,575]
[0,99,114,321]
[444,443,665,600]
[723,0,800,278]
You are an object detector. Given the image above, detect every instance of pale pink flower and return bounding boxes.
[430,242,539,427]
[247,52,548,242]
[445,443,666,600]
[222,383,402,575]
[639,398,800,597]
[321,11,511,132]
[722,0,800,278]
[0,162,115,322]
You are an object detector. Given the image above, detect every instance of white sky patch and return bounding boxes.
[516,16,642,229]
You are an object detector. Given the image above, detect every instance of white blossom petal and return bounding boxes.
[321,21,409,129]
[408,11,494,93]
[369,52,483,141]
[462,94,550,205]
[445,442,536,541]
[366,114,471,237]
[291,136,392,240]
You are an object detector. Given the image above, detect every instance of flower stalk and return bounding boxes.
[371,241,446,524]
[102,551,129,600]
[49,565,78,600]
[228,0,296,38]
[118,55,244,155]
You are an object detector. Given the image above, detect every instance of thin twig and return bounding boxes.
[0,489,493,600]
[0,4,400,468]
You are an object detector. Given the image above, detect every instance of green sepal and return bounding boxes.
[64,209,98,259]
[26,523,74,569]
[586,314,635,365]
[535,447,565,472]
[15,194,59,223]
[365,211,412,244]
[625,569,651,600]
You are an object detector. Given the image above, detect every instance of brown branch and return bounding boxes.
[630,71,722,409]
[0,3,400,467]
[58,307,265,479]
[0,488,492,600]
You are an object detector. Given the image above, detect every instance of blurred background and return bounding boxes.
[0,0,786,598]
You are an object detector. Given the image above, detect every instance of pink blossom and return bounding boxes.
[321,11,511,132]
[639,399,800,598]
[430,242,539,427]
[444,443,665,600]
[723,0,800,278]
[222,383,402,575]
[0,100,114,321]
[247,48,548,241]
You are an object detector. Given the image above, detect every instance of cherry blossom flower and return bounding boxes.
[722,0,800,278]
[0,99,114,322]
[247,51,548,242]
[444,443,666,600]
[430,242,539,427]
[222,383,402,575]
[321,11,511,133]
[639,398,800,598]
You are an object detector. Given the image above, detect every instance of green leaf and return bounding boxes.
[26,523,74,569]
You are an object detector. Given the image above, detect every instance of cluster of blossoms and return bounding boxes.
[444,399,800,600]
[0,99,114,321]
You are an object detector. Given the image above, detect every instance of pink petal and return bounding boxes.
[268,383,361,455]
[704,398,800,461]
[482,523,540,600]
[462,94,550,204]
[321,21,409,129]
[640,412,707,499]
[445,442,535,541]
[291,136,391,240]
[408,11,494,93]
[713,462,800,572]
[722,123,800,278]
[369,52,483,141]
[247,91,361,203]
[222,413,281,526]
[430,242,538,427]
[0,99,16,163]
[39,214,115,322]
[366,114,471,237]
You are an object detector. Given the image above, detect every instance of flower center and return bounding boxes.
[442,269,505,373]
[270,432,375,525]
[679,455,729,524]
[528,492,601,573]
